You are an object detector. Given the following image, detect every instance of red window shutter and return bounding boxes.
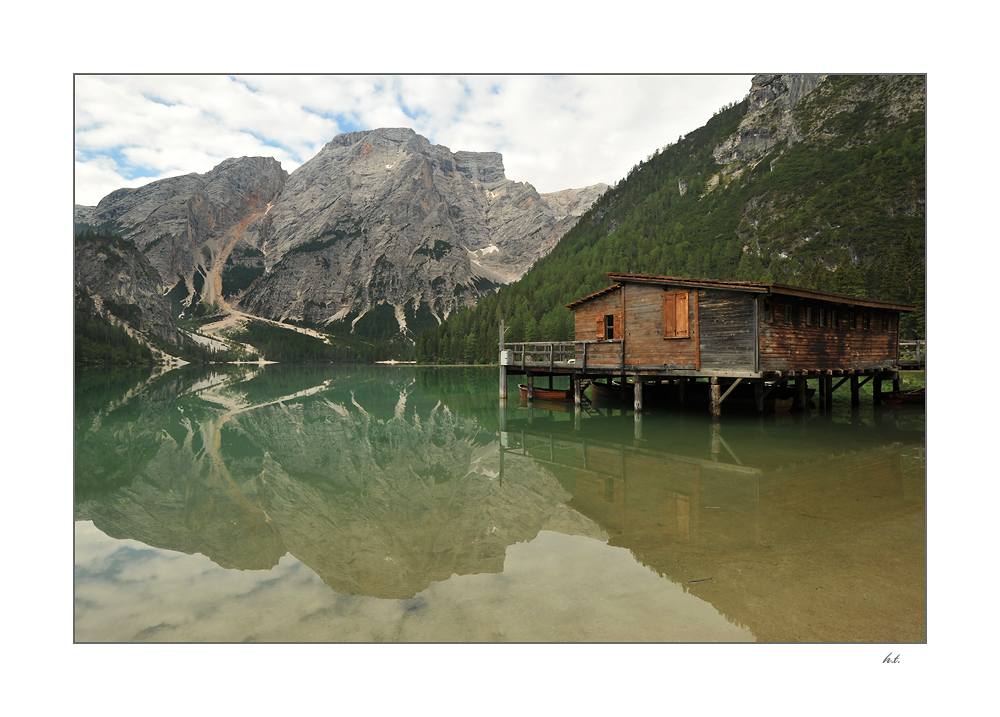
[664,293,677,338]
[596,317,604,340]
[675,291,689,338]
[613,313,623,340]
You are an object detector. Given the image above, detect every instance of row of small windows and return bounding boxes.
[763,301,893,332]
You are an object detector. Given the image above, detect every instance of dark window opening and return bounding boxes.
[605,314,615,340]
[785,305,792,324]
[764,301,772,323]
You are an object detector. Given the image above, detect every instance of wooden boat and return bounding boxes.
[518,382,588,403]
[882,387,924,405]
[589,380,632,402]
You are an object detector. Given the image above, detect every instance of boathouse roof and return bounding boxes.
[565,272,917,312]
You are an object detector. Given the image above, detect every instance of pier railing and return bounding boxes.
[503,340,627,371]
[504,342,577,369]
[899,340,925,367]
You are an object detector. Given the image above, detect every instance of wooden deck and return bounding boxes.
[500,340,910,416]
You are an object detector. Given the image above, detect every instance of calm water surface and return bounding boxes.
[74,364,925,642]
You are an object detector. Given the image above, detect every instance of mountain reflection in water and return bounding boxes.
[74,364,925,642]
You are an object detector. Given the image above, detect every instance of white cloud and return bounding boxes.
[74,74,752,205]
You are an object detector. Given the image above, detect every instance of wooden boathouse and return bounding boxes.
[500,273,917,416]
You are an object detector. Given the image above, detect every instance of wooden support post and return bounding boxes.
[754,380,764,413]
[796,377,808,410]
[499,363,507,399]
[874,374,882,405]
[634,379,644,414]
[850,374,860,406]
[527,373,534,402]
[548,374,554,390]
[710,376,722,418]
[574,375,582,406]
[893,375,901,392]
[634,410,643,441]
[818,376,828,411]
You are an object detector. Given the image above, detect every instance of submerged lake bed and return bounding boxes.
[74,364,925,642]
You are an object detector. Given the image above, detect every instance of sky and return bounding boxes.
[74,74,752,206]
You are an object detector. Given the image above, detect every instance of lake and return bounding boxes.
[74,363,925,642]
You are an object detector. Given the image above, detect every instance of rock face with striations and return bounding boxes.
[75,157,289,313]
[74,231,181,347]
[238,128,606,332]
[75,129,605,340]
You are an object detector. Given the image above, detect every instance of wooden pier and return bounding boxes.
[500,339,903,415]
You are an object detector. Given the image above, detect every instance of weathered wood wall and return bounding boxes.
[698,290,757,372]
[759,298,900,372]
[573,288,625,367]
[623,283,698,368]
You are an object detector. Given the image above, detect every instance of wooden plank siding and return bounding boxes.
[758,297,901,372]
[697,290,757,373]
[624,283,698,369]
[573,288,625,368]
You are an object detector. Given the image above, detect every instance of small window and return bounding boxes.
[863,312,870,331]
[785,305,792,324]
[605,314,615,340]
[850,312,857,330]
[806,307,813,326]
[819,308,826,327]
[832,309,838,328]
[764,301,772,323]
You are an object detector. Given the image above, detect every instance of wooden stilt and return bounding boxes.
[634,379,644,414]
[796,378,808,410]
[527,373,534,402]
[499,364,507,399]
[851,374,860,406]
[574,375,582,406]
[710,376,722,418]
[874,374,882,405]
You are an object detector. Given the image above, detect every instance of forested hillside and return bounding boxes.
[417,74,925,364]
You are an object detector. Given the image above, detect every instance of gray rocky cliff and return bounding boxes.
[75,157,289,314]
[712,74,828,167]
[238,128,606,331]
[77,130,604,339]
[74,231,181,347]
